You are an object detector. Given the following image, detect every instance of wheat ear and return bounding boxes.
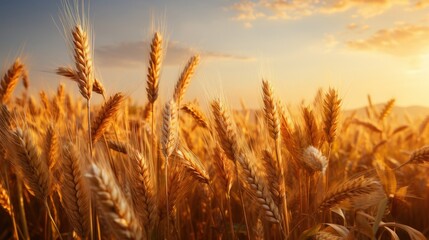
[72,25,93,100]
[161,100,179,159]
[10,128,51,200]
[323,88,341,144]
[318,177,384,211]
[262,150,284,206]
[378,99,395,122]
[146,32,162,104]
[173,55,200,106]
[408,146,429,164]
[176,148,210,185]
[181,103,209,129]
[237,152,282,223]
[0,181,11,216]
[86,163,143,240]
[0,58,24,103]
[44,125,59,171]
[211,99,251,238]
[91,93,125,144]
[129,149,157,235]
[56,67,105,97]
[61,143,90,238]
[302,106,320,147]
[262,79,280,141]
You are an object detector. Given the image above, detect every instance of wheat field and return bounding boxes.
[0,9,429,240]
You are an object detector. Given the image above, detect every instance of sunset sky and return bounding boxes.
[1,0,429,109]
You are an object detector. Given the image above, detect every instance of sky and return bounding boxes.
[1,0,429,110]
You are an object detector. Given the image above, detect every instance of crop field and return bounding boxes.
[0,2,429,240]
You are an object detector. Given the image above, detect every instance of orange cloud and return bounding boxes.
[320,0,407,17]
[230,0,416,26]
[96,40,255,68]
[415,0,429,8]
[347,24,429,58]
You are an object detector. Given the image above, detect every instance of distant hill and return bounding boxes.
[344,104,429,122]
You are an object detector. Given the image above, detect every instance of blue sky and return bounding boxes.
[1,0,429,109]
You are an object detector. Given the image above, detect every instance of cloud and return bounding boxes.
[347,24,429,58]
[229,0,415,26]
[347,23,370,31]
[95,40,255,68]
[320,0,407,17]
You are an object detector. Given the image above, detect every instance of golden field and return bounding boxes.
[0,16,429,240]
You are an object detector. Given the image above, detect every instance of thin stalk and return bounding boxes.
[151,103,158,189]
[226,195,236,240]
[45,201,63,240]
[275,140,290,235]
[4,173,19,240]
[234,164,251,240]
[17,180,29,240]
[165,156,170,239]
[87,100,93,154]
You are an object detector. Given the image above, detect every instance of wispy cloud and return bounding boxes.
[347,23,429,59]
[95,40,255,68]
[229,0,423,27]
